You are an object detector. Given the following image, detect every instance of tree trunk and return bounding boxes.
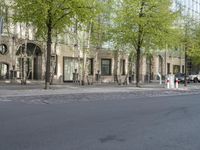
[184,45,187,87]
[21,24,28,85]
[93,49,98,83]
[82,22,92,85]
[45,11,52,89]
[115,50,121,85]
[135,1,145,87]
[135,28,142,87]
[50,34,58,85]
[113,50,118,83]
[82,49,87,85]
[136,46,141,87]
[23,37,27,85]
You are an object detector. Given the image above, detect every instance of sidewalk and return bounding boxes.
[0,80,200,98]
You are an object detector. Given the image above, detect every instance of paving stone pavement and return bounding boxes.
[0,87,200,104]
[0,82,200,104]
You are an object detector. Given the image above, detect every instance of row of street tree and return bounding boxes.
[1,0,200,88]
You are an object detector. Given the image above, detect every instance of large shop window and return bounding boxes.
[63,57,81,81]
[101,59,111,75]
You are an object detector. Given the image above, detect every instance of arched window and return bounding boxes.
[16,43,42,80]
[0,44,8,55]
[0,62,9,79]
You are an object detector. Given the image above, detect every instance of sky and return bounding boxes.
[175,0,200,18]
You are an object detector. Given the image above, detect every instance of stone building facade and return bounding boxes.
[0,34,129,84]
[130,50,185,83]
[1,0,189,84]
[0,25,186,84]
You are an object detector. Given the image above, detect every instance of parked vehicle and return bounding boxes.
[189,72,200,83]
[175,73,190,83]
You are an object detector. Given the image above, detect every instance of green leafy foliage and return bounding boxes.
[89,0,114,49]
[187,23,200,65]
[12,0,100,89]
[108,0,180,86]
[110,0,180,50]
[13,0,99,39]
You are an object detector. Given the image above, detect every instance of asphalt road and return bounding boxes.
[1,93,200,150]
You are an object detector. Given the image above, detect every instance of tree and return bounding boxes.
[110,0,179,87]
[187,24,200,65]
[0,0,10,35]
[13,0,98,89]
[89,0,114,83]
[177,17,198,86]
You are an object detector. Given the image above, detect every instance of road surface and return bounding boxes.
[0,92,200,150]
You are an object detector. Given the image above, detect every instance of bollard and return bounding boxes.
[167,77,170,89]
[175,78,179,89]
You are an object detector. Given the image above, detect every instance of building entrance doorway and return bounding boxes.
[16,43,42,80]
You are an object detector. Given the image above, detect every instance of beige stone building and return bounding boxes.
[0,0,198,85]
[129,50,185,83]
[0,34,129,84]
[0,29,187,84]
[0,6,184,84]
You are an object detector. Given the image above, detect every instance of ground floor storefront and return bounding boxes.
[1,36,196,84]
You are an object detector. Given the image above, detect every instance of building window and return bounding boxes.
[173,65,180,74]
[182,65,184,73]
[0,63,9,79]
[167,63,170,74]
[101,59,111,75]
[0,44,8,55]
[63,57,80,81]
[120,59,125,75]
[87,58,93,75]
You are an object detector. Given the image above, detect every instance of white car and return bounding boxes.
[189,72,200,83]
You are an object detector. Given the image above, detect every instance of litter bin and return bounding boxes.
[95,73,101,82]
